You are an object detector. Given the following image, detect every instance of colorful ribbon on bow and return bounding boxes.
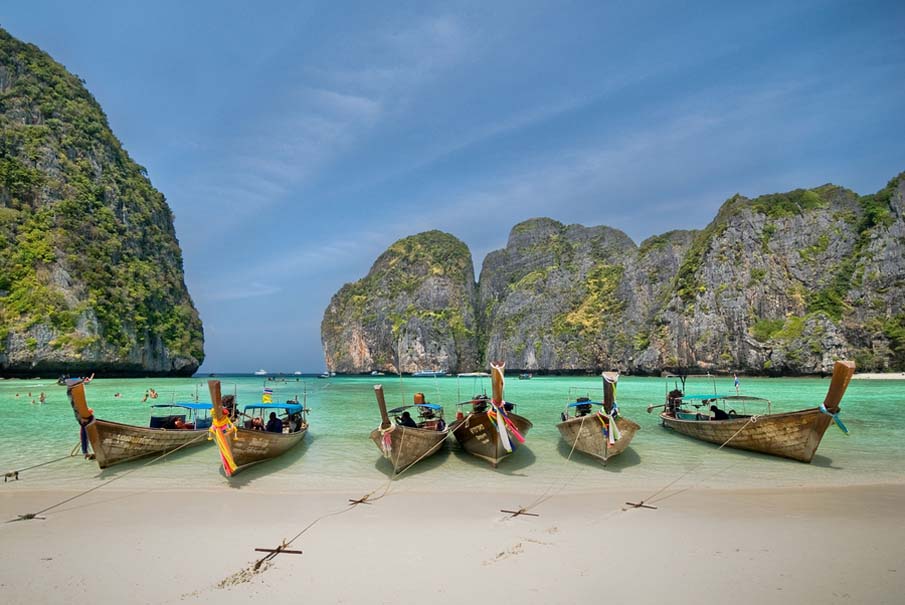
[209,415,239,476]
[820,403,849,434]
[488,402,526,453]
[597,410,621,445]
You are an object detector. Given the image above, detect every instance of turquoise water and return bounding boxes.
[1,374,903,494]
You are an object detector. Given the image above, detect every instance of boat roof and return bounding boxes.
[457,372,490,377]
[681,393,770,403]
[242,403,304,413]
[388,403,443,413]
[567,400,604,407]
[150,402,212,411]
[721,395,771,403]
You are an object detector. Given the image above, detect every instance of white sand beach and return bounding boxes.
[852,372,905,380]
[2,483,903,604]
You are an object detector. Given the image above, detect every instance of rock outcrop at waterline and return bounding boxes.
[0,28,203,376]
[321,231,479,374]
[323,171,905,375]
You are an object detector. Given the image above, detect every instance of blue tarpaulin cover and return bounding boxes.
[150,402,212,410]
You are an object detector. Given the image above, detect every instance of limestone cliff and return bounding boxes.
[321,231,479,374]
[0,28,203,376]
[644,175,905,374]
[322,177,904,375]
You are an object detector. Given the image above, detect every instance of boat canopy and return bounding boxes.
[721,395,771,403]
[567,400,604,407]
[388,403,442,413]
[150,402,212,410]
[242,403,304,413]
[680,394,732,400]
[457,372,490,377]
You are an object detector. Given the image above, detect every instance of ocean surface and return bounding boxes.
[1,373,903,495]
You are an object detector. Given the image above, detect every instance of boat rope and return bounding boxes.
[502,414,591,518]
[819,403,849,434]
[227,420,458,586]
[629,415,760,510]
[3,444,82,483]
[5,432,209,524]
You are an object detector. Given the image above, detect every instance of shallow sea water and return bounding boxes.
[1,373,903,495]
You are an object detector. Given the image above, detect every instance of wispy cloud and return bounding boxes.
[181,15,471,244]
[197,281,283,303]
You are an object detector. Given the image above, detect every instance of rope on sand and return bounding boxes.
[5,432,209,523]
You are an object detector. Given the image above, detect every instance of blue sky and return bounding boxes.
[3,1,904,373]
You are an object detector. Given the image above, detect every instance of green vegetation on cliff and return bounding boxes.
[322,230,478,373]
[0,28,202,371]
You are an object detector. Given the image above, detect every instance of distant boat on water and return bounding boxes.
[293,371,302,376]
[412,369,446,378]
[254,369,267,376]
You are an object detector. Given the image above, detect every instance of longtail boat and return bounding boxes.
[648,360,855,462]
[369,386,450,474]
[65,378,211,469]
[556,371,640,463]
[449,363,532,467]
[207,380,308,477]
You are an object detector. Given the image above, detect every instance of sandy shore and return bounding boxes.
[852,372,905,380]
[1,483,903,604]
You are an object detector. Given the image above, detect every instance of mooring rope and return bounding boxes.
[506,414,591,516]
[3,444,81,482]
[5,432,209,523]
[230,423,451,584]
[633,415,759,508]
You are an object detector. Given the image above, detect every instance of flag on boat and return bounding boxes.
[262,387,273,403]
[734,373,740,394]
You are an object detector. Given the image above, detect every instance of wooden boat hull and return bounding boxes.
[556,415,640,463]
[83,419,210,469]
[450,412,533,467]
[659,408,834,462]
[369,425,450,473]
[222,426,308,475]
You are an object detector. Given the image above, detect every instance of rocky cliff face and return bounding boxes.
[0,28,203,376]
[323,172,904,375]
[646,176,905,374]
[321,231,479,374]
